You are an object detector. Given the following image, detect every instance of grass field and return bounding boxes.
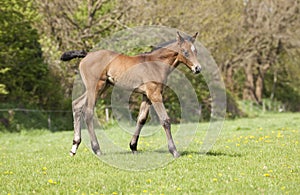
[0,113,299,194]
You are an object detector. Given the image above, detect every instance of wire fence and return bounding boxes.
[0,107,116,132]
[0,108,73,131]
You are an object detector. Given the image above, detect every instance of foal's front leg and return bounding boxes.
[151,101,180,158]
[129,95,151,154]
[147,88,180,158]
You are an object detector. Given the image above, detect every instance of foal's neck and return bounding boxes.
[145,45,179,68]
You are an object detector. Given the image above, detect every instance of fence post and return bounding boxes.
[105,108,109,122]
[48,114,51,130]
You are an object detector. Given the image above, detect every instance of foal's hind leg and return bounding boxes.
[129,95,151,154]
[85,92,101,156]
[85,80,108,156]
[70,92,87,156]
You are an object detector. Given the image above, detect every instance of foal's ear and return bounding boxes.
[190,32,198,43]
[176,32,184,45]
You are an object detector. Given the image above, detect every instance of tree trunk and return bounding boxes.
[255,74,263,105]
[243,63,258,103]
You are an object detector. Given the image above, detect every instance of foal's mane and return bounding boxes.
[152,39,176,51]
[148,34,194,53]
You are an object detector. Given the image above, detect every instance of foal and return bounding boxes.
[61,32,201,158]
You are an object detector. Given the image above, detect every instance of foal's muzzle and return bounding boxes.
[193,65,202,74]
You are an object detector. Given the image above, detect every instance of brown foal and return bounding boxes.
[61,32,201,158]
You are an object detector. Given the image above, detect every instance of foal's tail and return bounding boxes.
[60,50,87,61]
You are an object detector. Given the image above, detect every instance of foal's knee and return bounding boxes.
[84,108,94,122]
[162,118,171,129]
[139,117,147,125]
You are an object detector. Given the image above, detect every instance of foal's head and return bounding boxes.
[176,32,202,74]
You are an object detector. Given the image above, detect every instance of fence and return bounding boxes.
[0,108,73,131]
[0,107,116,132]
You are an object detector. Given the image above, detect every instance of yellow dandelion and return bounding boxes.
[4,171,13,175]
[188,155,192,158]
[263,173,270,177]
[146,179,152,184]
[112,192,118,195]
[218,173,223,177]
[277,132,284,138]
[42,167,47,171]
[143,190,148,193]
[177,187,181,191]
[212,178,218,182]
[48,179,57,184]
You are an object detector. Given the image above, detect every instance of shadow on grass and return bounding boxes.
[97,150,242,158]
[181,150,242,157]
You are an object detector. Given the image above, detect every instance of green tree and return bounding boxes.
[0,0,66,109]
[125,0,300,111]
[34,0,130,97]
[0,68,9,95]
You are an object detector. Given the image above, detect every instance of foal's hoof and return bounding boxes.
[69,151,76,157]
[94,150,102,156]
[131,150,138,155]
[172,151,180,158]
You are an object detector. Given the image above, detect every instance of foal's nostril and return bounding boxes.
[195,66,201,74]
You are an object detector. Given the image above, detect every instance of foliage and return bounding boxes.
[0,0,67,109]
[0,113,299,194]
[124,0,300,111]
[34,0,130,97]
[0,68,10,95]
[1,0,300,131]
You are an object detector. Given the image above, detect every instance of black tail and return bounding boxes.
[60,50,87,61]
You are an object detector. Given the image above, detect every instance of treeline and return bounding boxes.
[1,0,300,131]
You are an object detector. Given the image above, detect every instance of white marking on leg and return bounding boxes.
[71,145,77,154]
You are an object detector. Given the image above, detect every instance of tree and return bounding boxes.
[34,0,131,96]
[223,0,300,105]
[0,0,66,108]
[0,68,9,95]
[122,0,244,118]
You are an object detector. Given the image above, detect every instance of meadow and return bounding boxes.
[0,113,299,194]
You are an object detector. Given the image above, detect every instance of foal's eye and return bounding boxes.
[183,50,189,57]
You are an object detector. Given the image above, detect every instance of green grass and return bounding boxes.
[0,113,299,194]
